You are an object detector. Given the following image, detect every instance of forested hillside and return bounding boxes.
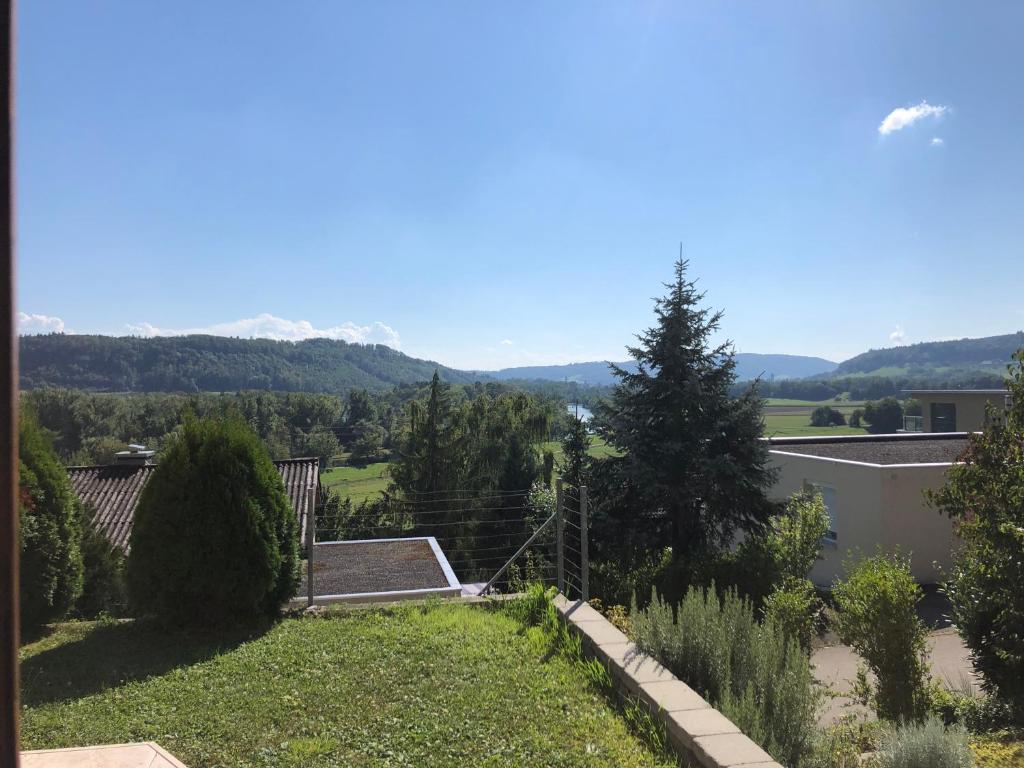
[19,334,476,393]
[489,352,836,386]
[835,332,1024,376]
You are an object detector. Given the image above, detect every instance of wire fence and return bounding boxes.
[306,482,589,602]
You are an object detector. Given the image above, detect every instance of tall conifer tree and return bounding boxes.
[594,258,775,576]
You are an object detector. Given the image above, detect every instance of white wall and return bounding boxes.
[768,451,956,586]
[879,464,957,582]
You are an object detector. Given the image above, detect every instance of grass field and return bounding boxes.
[320,462,390,504]
[20,604,675,768]
[762,399,869,438]
[764,398,866,407]
[762,413,868,438]
[541,434,617,465]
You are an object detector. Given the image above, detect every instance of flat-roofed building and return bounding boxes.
[904,389,1009,433]
[766,433,966,586]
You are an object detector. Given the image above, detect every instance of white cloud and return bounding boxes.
[878,101,948,135]
[889,325,906,345]
[500,339,514,346]
[126,313,401,348]
[930,137,944,146]
[18,312,65,334]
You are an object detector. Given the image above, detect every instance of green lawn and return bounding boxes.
[762,412,868,438]
[764,398,867,407]
[20,604,676,768]
[320,462,390,504]
[541,435,617,466]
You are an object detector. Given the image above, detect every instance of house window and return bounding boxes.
[805,482,838,545]
[931,402,957,432]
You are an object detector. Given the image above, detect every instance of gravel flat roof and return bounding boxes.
[771,437,969,465]
[302,538,455,596]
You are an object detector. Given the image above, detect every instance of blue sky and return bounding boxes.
[17,2,1024,370]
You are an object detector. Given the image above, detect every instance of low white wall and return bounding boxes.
[769,452,956,585]
[879,464,957,582]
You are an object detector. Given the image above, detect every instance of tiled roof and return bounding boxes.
[68,464,157,551]
[274,458,320,546]
[68,458,320,552]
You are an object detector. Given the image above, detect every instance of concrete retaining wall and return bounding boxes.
[554,595,784,768]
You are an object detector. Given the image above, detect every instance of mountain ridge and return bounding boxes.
[17,331,1024,394]
[486,353,838,386]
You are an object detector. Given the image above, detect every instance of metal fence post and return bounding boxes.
[306,486,315,607]
[579,485,589,602]
[555,479,564,594]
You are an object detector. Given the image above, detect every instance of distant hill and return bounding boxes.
[488,353,837,386]
[834,332,1024,377]
[18,334,477,393]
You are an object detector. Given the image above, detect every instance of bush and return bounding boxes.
[18,412,84,629]
[927,352,1024,720]
[832,552,930,722]
[729,490,829,608]
[849,409,864,428]
[764,579,819,651]
[75,509,127,617]
[873,717,973,768]
[864,398,904,433]
[631,585,821,766]
[811,406,846,427]
[127,413,299,625]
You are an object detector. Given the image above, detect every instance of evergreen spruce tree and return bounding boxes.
[559,414,590,490]
[594,258,776,582]
[391,371,462,495]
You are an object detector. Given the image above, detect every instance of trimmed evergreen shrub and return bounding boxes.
[75,507,127,617]
[18,412,84,629]
[631,585,821,766]
[127,413,299,625]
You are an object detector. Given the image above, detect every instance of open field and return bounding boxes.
[764,398,867,407]
[762,413,867,438]
[541,434,617,466]
[320,462,390,504]
[20,604,674,768]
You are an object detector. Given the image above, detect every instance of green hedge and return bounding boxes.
[18,413,83,630]
[127,413,299,625]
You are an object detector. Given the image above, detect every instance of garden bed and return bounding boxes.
[19,603,676,767]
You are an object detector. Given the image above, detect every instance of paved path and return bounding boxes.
[812,628,977,724]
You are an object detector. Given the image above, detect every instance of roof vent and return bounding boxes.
[115,444,156,466]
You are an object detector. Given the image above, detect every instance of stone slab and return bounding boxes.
[638,679,710,713]
[560,600,606,625]
[22,742,187,768]
[666,708,740,751]
[566,616,629,647]
[616,653,676,694]
[692,733,775,767]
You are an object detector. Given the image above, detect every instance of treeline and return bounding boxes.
[835,331,1024,375]
[23,379,574,468]
[740,371,1008,401]
[19,333,476,393]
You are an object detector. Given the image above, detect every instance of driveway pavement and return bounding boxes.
[812,628,978,725]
